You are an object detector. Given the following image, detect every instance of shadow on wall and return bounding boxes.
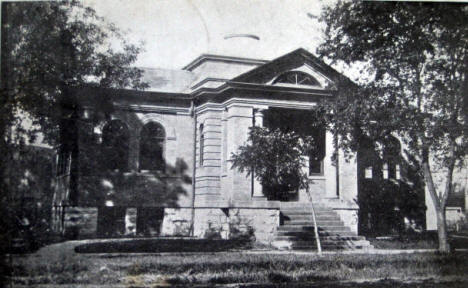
[357,137,426,237]
[78,158,191,208]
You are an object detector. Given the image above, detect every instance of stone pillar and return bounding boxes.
[226,106,254,202]
[252,109,265,198]
[338,148,358,203]
[194,109,224,206]
[324,130,338,198]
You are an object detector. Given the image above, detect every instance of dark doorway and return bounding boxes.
[97,207,126,237]
[263,107,326,175]
[136,207,164,237]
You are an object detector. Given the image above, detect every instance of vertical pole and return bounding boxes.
[306,187,322,254]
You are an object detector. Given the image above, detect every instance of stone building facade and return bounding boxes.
[51,48,367,246]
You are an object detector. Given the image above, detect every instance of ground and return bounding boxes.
[4,240,468,287]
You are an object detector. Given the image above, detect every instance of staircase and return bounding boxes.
[273,203,373,251]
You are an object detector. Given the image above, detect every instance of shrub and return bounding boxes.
[203,222,222,240]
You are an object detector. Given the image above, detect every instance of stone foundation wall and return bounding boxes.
[229,208,279,244]
[63,206,98,238]
[125,208,137,236]
[192,208,280,243]
[193,208,230,239]
[161,208,192,236]
[57,206,280,243]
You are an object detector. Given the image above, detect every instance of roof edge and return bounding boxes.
[183,54,268,71]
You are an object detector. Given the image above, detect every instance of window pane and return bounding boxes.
[102,120,129,171]
[140,122,165,171]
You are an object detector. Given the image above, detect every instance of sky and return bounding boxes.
[83,0,336,70]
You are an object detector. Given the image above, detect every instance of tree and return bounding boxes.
[0,0,147,254]
[231,127,313,200]
[231,126,322,253]
[317,1,467,252]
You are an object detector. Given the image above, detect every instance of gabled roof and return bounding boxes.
[232,48,354,87]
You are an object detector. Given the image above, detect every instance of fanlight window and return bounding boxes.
[273,71,320,87]
[102,120,130,171]
[140,122,165,172]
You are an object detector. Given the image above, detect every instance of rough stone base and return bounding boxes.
[54,206,280,244]
[63,206,98,239]
[192,208,280,243]
[125,208,137,236]
[229,208,279,244]
[161,208,192,236]
[193,208,230,239]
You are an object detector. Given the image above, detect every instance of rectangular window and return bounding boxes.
[382,163,389,179]
[365,167,373,179]
[395,164,401,180]
[309,158,324,175]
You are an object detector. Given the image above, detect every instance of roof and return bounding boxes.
[139,67,196,93]
[182,54,268,71]
[233,48,353,86]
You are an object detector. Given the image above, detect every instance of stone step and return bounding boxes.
[276,230,358,237]
[281,211,339,217]
[283,220,344,226]
[280,208,331,214]
[278,225,351,232]
[290,239,373,247]
[291,244,372,251]
[281,208,334,213]
[272,239,374,251]
[274,235,366,241]
[280,203,330,209]
[283,215,341,221]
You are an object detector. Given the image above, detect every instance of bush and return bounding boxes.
[203,222,222,240]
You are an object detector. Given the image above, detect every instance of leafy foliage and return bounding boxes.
[358,179,425,236]
[1,0,148,146]
[0,0,147,257]
[231,126,316,200]
[318,1,467,252]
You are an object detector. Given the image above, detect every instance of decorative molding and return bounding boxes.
[183,54,268,71]
[137,113,177,140]
[114,103,190,115]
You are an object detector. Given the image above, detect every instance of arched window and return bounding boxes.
[273,71,320,87]
[139,122,165,172]
[102,120,130,171]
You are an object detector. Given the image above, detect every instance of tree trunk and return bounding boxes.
[436,207,450,253]
[422,158,452,254]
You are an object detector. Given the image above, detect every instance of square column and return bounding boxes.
[324,130,338,198]
[252,109,265,197]
[225,106,254,202]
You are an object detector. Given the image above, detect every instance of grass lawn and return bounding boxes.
[4,241,468,287]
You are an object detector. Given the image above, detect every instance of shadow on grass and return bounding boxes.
[74,238,250,253]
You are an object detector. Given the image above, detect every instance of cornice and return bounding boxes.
[114,103,191,115]
[183,54,268,71]
[191,81,335,98]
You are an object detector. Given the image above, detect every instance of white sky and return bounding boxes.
[83,0,336,70]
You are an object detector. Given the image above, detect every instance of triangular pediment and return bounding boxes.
[232,48,351,90]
